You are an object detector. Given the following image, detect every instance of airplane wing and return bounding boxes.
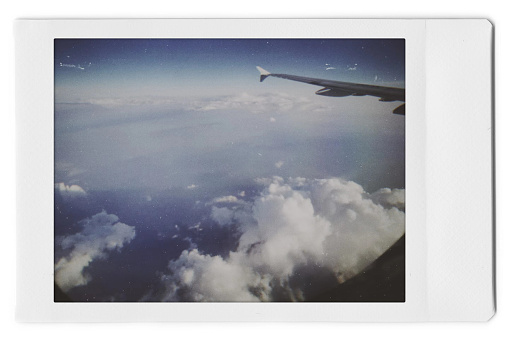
[256,66,405,115]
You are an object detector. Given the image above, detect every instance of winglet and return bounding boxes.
[256,66,271,82]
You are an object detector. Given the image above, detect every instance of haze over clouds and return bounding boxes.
[161,176,405,301]
[54,92,404,194]
[55,211,136,292]
[59,92,335,115]
[190,92,332,114]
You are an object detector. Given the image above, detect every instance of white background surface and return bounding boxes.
[1,0,505,337]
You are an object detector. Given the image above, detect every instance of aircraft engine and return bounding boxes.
[315,88,352,97]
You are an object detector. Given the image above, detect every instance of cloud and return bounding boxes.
[275,160,284,169]
[210,195,239,204]
[58,93,334,114]
[55,182,87,199]
[161,177,405,301]
[59,61,90,71]
[162,249,272,301]
[210,206,235,226]
[206,195,248,208]
[54,211,136,292]
[190,92,332,114]
[370,187,405,210]
[325,67,336,70]
[188,222,203,232]
[346,63,358,71]
[59,63,77,68]
[208,194,250,226]
[187,184,198,189]
[63,96,177,107]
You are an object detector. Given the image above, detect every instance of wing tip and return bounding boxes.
[256,66,270,75]
[256,66,271,82]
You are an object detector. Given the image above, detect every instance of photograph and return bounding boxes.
[53,38,406,302]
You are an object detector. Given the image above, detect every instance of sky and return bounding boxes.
[54,39,405,302]
[55,39,405,100]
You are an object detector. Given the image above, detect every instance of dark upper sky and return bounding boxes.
[55,39,405,102]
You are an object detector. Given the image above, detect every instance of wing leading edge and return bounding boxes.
[256,66,405,115]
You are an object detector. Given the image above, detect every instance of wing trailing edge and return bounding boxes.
[256,66,405,115]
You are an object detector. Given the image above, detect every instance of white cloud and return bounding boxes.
[210,206,235,226]
[370,187,405,210]
[67,96,177,107]
[55,211,136,292]
[275,160,284,169]
[210,195,239,204]
[187,184,198,189]
[306,178,405,278]
[162,249,272,301]
[188,222,203,232]
[270,117,276,122]
[190,92,332,114]
[206,195,248,208]
[59,63,76,68]
[55,182,87,199]
[59,61,89,71]
[161,177,405,301]
[255,176,283,186]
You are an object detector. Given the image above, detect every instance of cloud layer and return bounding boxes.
[161,177,405,301]
[191,92,332,114]
[62,92,333,115]
[55,211,136,292]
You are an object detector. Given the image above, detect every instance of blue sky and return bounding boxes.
[54,39,405,302]
[55,39,405,100]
